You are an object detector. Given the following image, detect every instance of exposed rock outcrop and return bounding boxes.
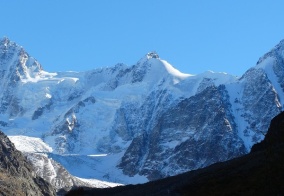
[0,130,55,196]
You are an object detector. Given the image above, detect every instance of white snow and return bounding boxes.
[87,154,108,157]
[8,135,148,185]
[226,82,254,151]
[160,59,192,79]
[51,153,148,184]
[45,93,52,99]
[8,136,53,153]
[75,177,122,188]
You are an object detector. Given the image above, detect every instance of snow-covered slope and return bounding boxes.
[1,37,284,185]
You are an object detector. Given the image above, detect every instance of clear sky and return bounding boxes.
[1,1,284,76]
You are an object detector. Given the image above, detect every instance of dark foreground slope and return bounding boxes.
[0,131,55,196]
[66,112,284,196]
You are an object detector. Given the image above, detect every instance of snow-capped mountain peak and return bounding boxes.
[136,52,192,85]
[256,39,284,66]
[138,51,160,63]
[0,36,11,48]
[137,52,164,67]
[1,38,284,188]
[0,37,43,82]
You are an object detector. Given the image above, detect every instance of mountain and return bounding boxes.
[0,37,284,185]
[66,110,284,196]
[0,130,55,196]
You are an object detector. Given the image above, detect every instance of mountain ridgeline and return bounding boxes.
[0,37,284,184]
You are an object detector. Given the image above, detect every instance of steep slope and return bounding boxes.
[118,85,245,180]
[1,37,284,184]
[66,111,284,196]
[8,135,121,192]
[0,130,55,196]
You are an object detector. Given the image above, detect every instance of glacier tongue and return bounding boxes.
[1,37,284,185]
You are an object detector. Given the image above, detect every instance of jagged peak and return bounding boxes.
[256,39,284,65]
[0,37,43,81]
[146,51,160,59]
[137,51,161,65]
[0,36,10,46]
[0,36,20,50]
[134,51,192,84]
[276,39,284,48]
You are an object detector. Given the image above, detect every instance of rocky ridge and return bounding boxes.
[0,130,55,196]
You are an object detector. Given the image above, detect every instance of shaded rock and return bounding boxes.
[0,130,55,196]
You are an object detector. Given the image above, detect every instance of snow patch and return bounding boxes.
[160,60,192,79]
[257,57,284,107]
[75,177,122,188]
[226,83,252,151]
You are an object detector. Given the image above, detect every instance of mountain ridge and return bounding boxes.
[0,37,283,186]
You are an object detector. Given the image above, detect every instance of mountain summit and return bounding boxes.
[0,37,42,78]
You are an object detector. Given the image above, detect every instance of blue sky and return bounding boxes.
[1,1,284,76]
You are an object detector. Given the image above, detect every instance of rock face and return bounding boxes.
[0,130,55,196]
[119,85,245,179]
[1,37,284,183]
[25,152,89,191]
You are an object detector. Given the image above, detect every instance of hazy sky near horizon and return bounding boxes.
[1,1,284,76]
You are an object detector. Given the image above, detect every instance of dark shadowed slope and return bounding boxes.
[66,112,284,196]
[0,130,55,196]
